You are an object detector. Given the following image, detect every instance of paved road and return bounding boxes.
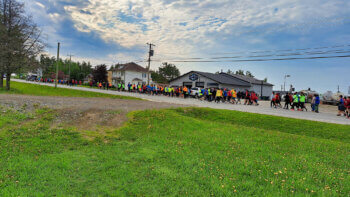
[12,79,350,125]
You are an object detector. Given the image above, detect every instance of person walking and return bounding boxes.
[291,92,299,111]
[314,94,320,113]
[215,89,223,103]
[284,93,291,109]
[183,86,188,98]
[337,95,346,116]
[299,92,307,111]
[345,96,350,119]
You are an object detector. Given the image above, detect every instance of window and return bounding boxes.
[121,72,124,76]
[142,73,147,78]
[196,82,205,87]
[207,83,219,87]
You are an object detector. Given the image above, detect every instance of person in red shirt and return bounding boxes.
[345,97,350,119]
[251,92,259,106]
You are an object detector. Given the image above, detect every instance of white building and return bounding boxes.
[110,62,152,86]
[169,71,274,98]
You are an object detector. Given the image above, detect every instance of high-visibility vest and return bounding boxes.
[122,84,125,88]
[208,89,212,95]
[300,95,306,103]
[293,95,299,103]
[232,90,237,98]
[118,84,121,88]
[216,90,222,97]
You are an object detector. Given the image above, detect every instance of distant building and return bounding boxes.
[109,62,152,86]
[169,71,274,97]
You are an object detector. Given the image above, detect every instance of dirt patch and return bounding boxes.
[71,109,127,131]
[0,94,186,140]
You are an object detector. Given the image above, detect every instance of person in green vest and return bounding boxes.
[299,92,308,111]
[118,83,122,91]
[291,92,299,111]
[122,83,125,91]
[207,88,212,102]
[138,84,141,93]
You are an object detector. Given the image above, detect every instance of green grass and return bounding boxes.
[0,107,349,196]
[0,81,141,100]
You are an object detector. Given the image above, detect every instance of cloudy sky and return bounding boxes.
[23,0,350,93]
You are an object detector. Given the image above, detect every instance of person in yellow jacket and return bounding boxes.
[231,89,237,104]
[215,89,223,103]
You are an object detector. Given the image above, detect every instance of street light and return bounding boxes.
[284,74,291,91]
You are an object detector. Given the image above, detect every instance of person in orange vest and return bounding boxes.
[183,86,189,98]
[98,82,102,89]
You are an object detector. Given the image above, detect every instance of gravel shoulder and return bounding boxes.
[7,79,350,125]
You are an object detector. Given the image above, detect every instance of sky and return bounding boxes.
[22,0,350,94]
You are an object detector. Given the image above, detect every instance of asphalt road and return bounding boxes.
[10,79,350,125]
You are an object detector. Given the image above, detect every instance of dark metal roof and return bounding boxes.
[169,71,251,87]
[170,71,274,87]
[220,73,274,86]
[195,71,251,87]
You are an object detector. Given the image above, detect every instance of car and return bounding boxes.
[26,75,38,81]
[190,87,202,97]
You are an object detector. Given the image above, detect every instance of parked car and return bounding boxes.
[26,75,37,81]
[190,87,202,97]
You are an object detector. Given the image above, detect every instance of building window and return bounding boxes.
[142,73,147,78]
[207,83,219,87]
[121,72,124,76]
[196,82,205,87]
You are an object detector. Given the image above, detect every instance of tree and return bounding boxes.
[245,71,255,77]
[158,62,180,81]
[151,62,180,84]
[0,0,45,90]
[227,69,233,74]
[151,71,168,84]
[37,55,92,81]
[235,70,245,75]
[263,78,268,82]
[92,64,107,83]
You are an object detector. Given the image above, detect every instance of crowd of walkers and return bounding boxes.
[338,95,350,119]
[38,78,83,86]
[270,92,350,119]
[35,79,350,119]
[92,82,261,105]
[270,92,313,112]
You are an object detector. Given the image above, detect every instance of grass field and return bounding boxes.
[0,106,349,196]
[0,81,141,100]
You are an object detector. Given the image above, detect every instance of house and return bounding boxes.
[109,62,152,86]
[169,71,274,97]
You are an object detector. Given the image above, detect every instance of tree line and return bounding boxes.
[39,55,93,81]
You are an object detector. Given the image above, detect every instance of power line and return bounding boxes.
[156,44,350,56]
[149,54,350,63]
[152,49,350,61]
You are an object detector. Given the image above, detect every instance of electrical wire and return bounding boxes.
[148,54,350,63]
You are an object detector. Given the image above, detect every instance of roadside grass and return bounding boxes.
[0,107,349,196]
[0,81,141,100]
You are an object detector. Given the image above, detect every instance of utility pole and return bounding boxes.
[67,54,74,80]
[55,42,60,88]
[146,43,155,85]
[284,74,291,91]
